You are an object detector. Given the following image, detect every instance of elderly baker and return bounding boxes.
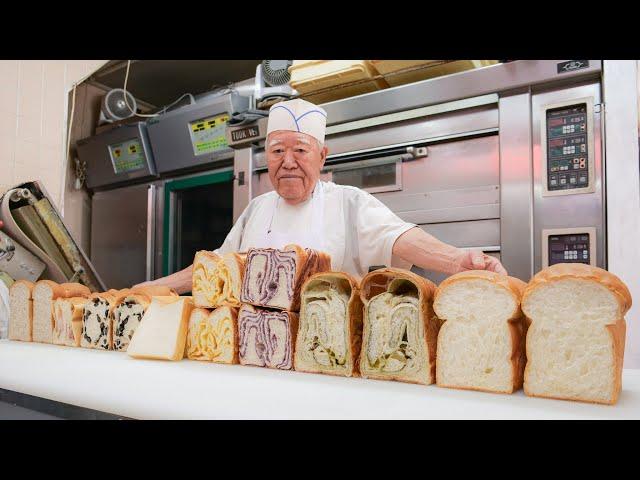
[137,98,506,293]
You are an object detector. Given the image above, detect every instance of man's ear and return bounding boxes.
[320,145,328,168]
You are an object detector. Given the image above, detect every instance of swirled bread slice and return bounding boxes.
[111,286,178,352]
[127,296,194,361]
[33,281,91,344]
[359,268,438,385]
[240,244,331,311]
[81,289,129,350]
[434,271,527,394]
[8,280,34,342]
[238,304,298,370]
[192,251,246,308]
[521,264,632,405]
[53,297,88,347]
[294,272,363,377]
[187,306,239,363]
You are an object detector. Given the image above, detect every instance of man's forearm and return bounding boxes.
[134,264,194,294]
[392,227,463,275]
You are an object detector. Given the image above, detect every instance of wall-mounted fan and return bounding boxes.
[254,60,296,104]
[99,88,137,124]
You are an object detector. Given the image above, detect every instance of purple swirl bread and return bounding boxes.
[238,304,298,370]
[240,244,331,312]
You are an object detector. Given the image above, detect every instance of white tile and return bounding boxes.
[16,114,42,143]
[17,60,44,119]
[41,100,64,147]
[39,143,63,172]
[66,61,87,88]
[0,133,15,173]
[0,60,18,116]
[84,60,108,76]
[0,111,17,138]
[13,138,39,169]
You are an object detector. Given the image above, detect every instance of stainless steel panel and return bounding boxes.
[233,147,253,222]
[499,92,534,282]
[91,183,151,289]
[253,105,499,170]
[532,81,605,272]
[77,122,157,190]
[145,185,156,281]
[322,60,602,124]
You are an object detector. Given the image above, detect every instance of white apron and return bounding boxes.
[252,181,326,251]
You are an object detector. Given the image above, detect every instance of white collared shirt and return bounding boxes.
[214,181,416,279]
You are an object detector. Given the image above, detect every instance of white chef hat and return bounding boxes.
[266,98,328,144]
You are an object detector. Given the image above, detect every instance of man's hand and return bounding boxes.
[455,249,507,275]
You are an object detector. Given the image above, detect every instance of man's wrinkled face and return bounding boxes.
[266,130,328,205]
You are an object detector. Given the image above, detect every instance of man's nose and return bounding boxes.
[282,150,298,169]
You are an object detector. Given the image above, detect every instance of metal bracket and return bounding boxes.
[402,146,428,161]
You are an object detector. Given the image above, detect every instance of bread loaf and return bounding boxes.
[238,304,298,370]
[192,251,245,308]
[32,281,90,343]
[240,244,331,311]
[8,280,34,342]
[53,296,88,347]
[127,296,194,361]
[294,272,363,377]
[359,268,438,385]
[187,306,239,364]
[521,263,632,405]
[433,270,527,394]
[81,289,129,350]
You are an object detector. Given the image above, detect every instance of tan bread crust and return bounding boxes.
[129,285,178,298]
[522,263,632,315]
[60,282,91,298]
[283,244,332,312]
[522,263,631,405]
[359,268,438,385]
[8,280,35,342]
[434,270,527,393]
[294,271,363,378]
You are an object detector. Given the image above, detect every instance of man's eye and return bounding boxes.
[272,149,284,154]
[295,148,307,153]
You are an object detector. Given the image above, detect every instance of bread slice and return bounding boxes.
[238,304,298,370]
[294,271,363,377]
[240,244,331,311]
[187,306,239,363]
[111,286,177,351]
[53,296,88,347]
[521,263,632,405]
[32,281,91,343]
[433,271,527,394]
[8,280,34,342]
[359,268,438,385]
[81,289,129,350]
[127,296,194,361]
[192,251,246,308]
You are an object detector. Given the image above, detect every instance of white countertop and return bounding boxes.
[1,339,639,419]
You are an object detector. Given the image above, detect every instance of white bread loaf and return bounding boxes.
[53,296,88,347]
[192,251,246,308]
[127,295,194,361]
[294,271,363,377]
[433,270,527,394]
[359,268,439,385]
[521,263,632,405]
[32,281,91,344]
[187,306,239,364]
[8,280,34,342]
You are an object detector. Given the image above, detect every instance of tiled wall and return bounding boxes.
[0,60,108,207]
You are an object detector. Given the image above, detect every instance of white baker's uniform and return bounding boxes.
[213,181,416,279]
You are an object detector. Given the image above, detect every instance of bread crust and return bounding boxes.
[522,263,630,405]
[433,270,527,394]
[129,285,178,298]
[294,271,363,378]
[187,306,240,364]
[284,244,332,312]
[359,268,438,385]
